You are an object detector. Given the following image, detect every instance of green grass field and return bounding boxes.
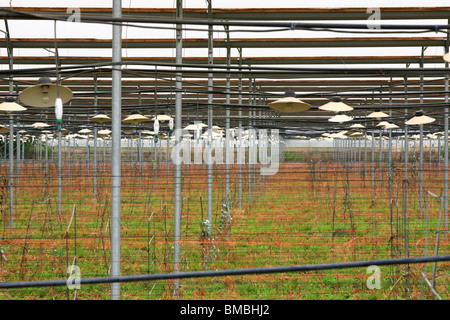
[0,152,448,300]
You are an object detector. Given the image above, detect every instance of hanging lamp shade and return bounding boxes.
[184,122,207,130]
[444,52,450,63]
[376,121,391,127]
[405,110,436,125]
[349,123,365,129]
[328,113,353,124]
[319,96,353,112]
[78,128,92,134]
[19,77,72,108]
[55,128,69,134]
[366,110,389,120]
[0,125,10,134]
[268,90,311,113]
[348,131,364,137]
[384,123,399,130]
[97,129,111,137]
[32,122,50,129]
[0,96,27,113]
[152,114,173,122]
[122,110,150,124]
[122,129,134,135]
[90,112,112,123]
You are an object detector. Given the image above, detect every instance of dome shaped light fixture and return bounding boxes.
[78,128,92,134]
[348,131,364,137]
[152,113,173,122]
[328,113,353,124]
[384,123,399,130]
[97,129,111,137]
[376,121,391,127]
[0,96,27,113]
[0,125,10,134]
[405,110,436,125]
[349,123,365,129]
[366,110,389,120]
[184,122,207,130]
[19,77,72,108]
[319,96,353,113]
[444,52,450,63]
[32,122,50,129]
[90,112,112,124]
[268,90,311,113]
[122,110,150,124]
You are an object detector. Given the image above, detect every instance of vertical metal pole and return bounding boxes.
[404,75,410,298]
[16,129,20,195]
[6,20,14,232]
[238,48,243,210]
[93,74,98,198]
[225,26,231,209]
[45,133,48,176]
[419,49,425,216]
[93,126,98,198]
[8,114,13,231]
[111,0,122,300]
[173,0,183,298]
[58,129,62,221]
[444,28,449,234]
[207,0,213,229]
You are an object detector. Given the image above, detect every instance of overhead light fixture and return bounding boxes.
[0,96,27,113]
[152,113,173,122]
[97,129,111,137]
[319,96,353,113]
[376,121,391,127]
[384,123,399,130]
[328,113,353,124]
[349,123,365,129]
[19,77,72,108]
[366,110,389,120]
[0,125,10,134]
[268,90,311,113]
[90,112,112,124]
[0,96,26,115]
[122,110,150,124]
[32,122,50,129]
[405,110,436,125]
[348,131,364,137]
[78,128,92,134]
[444,52,450,63]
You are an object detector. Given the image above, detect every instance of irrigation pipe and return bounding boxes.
[0,255,449,289]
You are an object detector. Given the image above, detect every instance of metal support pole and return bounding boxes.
[16,129,20,196]
[93,74,98,198]
[206,0,213,230]
[111,0,122,300]
[5,20,14,232]
[444,28,449,234]
[173,0,183,298]
[238,48,243,210]
[225,26,231,209]
[58,130,62,221]
[8,114,13,231]
[93,125,98,198]
[419,49,425,216]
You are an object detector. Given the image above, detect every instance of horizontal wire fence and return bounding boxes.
[0,138,449,300]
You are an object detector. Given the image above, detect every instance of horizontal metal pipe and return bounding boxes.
[1,255,449,289]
